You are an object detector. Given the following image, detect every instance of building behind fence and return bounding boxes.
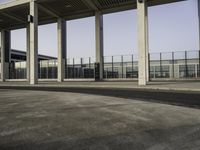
[0,50,200,80]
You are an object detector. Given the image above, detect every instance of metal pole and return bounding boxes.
[53,60,56,79]
[73,58,75,78]
[102,56,104,79]
[121,55,124,78]
[89,57,91,78]
[89,57,91,69]
[65,59,68,79]
[24,62,26,79]
[15,62,17,79]
[112,56,114,78]
[20,62,22,79]
[172,52,175,78]
[199,50,200,77]
[81,58,83,78]
[47,60,49,79]
[51,61,53,79]
[185,51,188,78]
[148,53,150,81]
[160,53,162,78]
[9,62,11,79]
[39,61,41,79]
[132,54,134,78]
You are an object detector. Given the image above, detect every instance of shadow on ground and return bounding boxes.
[0,86,200,109]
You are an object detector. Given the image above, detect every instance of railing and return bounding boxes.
[0,50,199,80]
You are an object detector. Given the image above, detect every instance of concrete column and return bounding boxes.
[26,25,30,82]
[57,18,66,82]
[29,0,38,84]
[95,11,104,80]
[146,11,149,82]
[1,30,11,81]
[137,0,149,85]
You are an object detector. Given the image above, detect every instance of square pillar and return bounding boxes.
[57,18,66,82]
[1,30,11,81]
[28,0,38,84]
[137,0,149,85]
[145,11,150,82]
[95,11,104,80]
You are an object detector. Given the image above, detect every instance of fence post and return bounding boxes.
[121,55,123,78]
[39,61,41,79]
[15,62,17,79]
[54,60,56,79]
[89,57,91,69]
[172,52,175,79]
[66,59,68,79]
[88,57,91,78]
[160,53,162,78]
[199,50,200,77]
[73,58,75,78]
[9,62,10,79]
[148,53,150,81]
[112,56,114,78]
[132,54,134,78]
[102,56,104,79]
[185,51,188,78]
[8,62,10,79]
[20,62,22,79]
[23,62,26,79]
[80,58,83,78]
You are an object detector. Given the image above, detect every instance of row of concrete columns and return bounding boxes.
[2,0,185,86]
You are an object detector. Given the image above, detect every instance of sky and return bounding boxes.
[0,0,199,58]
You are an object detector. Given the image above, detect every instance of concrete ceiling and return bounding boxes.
[0,0,185,30]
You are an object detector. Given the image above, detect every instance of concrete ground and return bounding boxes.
[0,89,200,150]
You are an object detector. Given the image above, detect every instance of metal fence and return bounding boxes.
[103,55,138,79]
[9,61,27,79]
[104,50,200,79]
[0,50,200,80]
[65,57,95,79]
[38,59,57,79]
[149,51,200,79]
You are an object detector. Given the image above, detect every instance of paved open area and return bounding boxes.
[0,89,200,150]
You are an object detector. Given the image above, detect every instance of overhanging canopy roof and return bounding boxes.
[0,0,185,30]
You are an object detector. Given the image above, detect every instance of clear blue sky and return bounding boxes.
[0,0,199,58]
